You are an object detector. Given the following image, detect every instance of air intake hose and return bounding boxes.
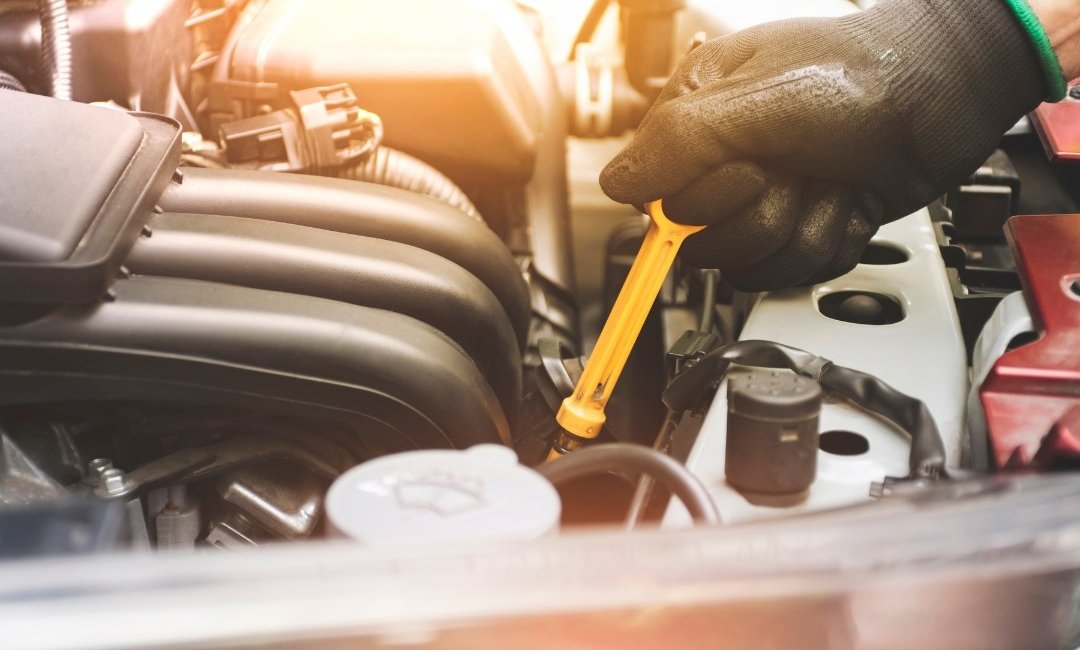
[332,147,481,221]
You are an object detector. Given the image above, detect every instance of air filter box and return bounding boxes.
[216,0,552,184]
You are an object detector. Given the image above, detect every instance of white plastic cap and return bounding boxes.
[325,444,561,545]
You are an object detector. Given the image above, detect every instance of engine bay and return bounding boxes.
[2,0,1080,647]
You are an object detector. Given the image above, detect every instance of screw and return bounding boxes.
[1070,86,1080,100]
[100,468,130,496]
[1070,279,1080,297]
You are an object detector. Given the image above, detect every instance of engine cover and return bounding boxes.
[666,210,969,525]
[220,0,551,184]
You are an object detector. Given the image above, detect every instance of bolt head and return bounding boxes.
[85,458,114,486]
[100,468,130,496]
[87,458,113,474]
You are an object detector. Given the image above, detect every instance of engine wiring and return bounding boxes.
[664,340,950,483]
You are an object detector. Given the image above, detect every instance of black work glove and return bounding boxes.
[600,0,1061,291]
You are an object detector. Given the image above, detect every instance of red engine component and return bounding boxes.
[1031,97,1080,164]
[981,214,1080,468]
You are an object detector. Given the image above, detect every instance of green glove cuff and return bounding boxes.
[1001,0,1068,101]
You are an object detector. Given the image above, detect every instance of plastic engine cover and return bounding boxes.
[222,0,548,184]
[666,209,969,525]
[0,91,180,304]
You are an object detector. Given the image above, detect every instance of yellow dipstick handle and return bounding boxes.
[552,200,704,456]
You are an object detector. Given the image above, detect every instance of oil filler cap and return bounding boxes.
[726,371,822,502]
[325,445,560,545]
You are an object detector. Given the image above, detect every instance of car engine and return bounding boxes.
[2,0,1080,647]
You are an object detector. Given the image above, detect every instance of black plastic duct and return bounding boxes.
[159,169,532,348]
[0,276,510,450]
[126,212,522,424]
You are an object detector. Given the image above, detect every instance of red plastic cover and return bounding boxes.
[981,215,1080,467]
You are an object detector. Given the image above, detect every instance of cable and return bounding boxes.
[663,340,949,481]
[538,443,721,525]
[699,269,719,332]
[37,0,72,101]
[567,0,613,61]
[818,365,948,481]
[623,411,678,529]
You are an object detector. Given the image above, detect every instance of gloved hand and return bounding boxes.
[601,0,1064,291]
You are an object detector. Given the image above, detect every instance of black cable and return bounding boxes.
[37,0,72,101]
[699,269,719,332]
[663,340,948,481]
[567,0,613,61]
[624,411,678,528]
[818,365,947,481]
[538,443,721,525]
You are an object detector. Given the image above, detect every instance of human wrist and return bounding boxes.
[1000,0,1068,100]
[1028,0,1080,81]
[861,0,1049,111]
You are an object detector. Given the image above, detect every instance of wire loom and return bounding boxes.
[663,340,949,483]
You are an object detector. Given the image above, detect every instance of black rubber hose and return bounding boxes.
[331,147,481,221]
[37,0,72,101]
[663,340,948,481]
[538,443,721,525]
[0,70,26,93]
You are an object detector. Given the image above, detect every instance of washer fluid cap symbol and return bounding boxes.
[393,470,487,517]
[325,444,560,545]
